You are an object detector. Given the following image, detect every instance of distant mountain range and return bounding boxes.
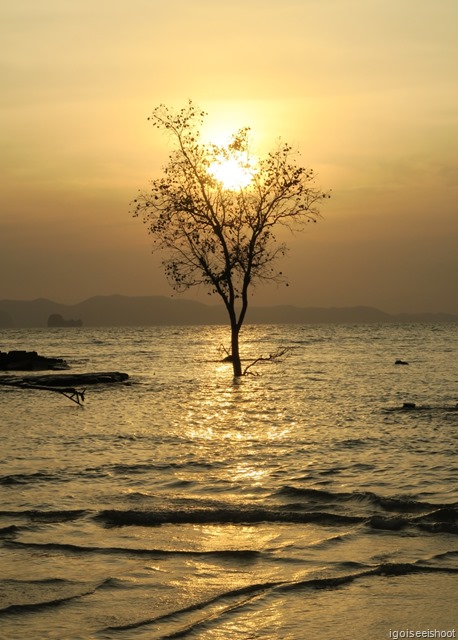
[0,295,457,328]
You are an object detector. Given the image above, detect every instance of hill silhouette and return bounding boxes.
[0,295,456,328]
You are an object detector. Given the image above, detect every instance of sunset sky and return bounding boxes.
[1,0,457,314]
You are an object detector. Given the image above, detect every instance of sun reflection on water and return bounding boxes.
[183,374,295,442]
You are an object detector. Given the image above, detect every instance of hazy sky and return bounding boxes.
[1,0,457,314]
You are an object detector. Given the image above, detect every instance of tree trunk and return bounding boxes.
[231,323,242,377]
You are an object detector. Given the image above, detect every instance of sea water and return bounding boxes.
[0,324,457,639]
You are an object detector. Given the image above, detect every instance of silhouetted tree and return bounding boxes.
[132,100,329,376]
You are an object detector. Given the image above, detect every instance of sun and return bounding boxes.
[209,153,254,190]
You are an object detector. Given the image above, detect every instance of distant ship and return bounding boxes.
[47,313,83,328]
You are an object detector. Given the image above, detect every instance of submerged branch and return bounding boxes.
[242,346,293,376]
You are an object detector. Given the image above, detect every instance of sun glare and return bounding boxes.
[209,154,255,190]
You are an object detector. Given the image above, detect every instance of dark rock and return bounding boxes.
[0,350,69,371]
[395,359,409,365]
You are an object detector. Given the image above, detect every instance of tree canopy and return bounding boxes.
[132,100,330,376]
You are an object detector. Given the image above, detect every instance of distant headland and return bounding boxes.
[0,295,457,328]
[47,313,83,328]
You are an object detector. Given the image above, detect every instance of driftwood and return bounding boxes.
[24,383,85,405]
[0,372,129,406]
[13,372,129,386]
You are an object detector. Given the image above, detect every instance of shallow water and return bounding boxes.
[0,324,457,639]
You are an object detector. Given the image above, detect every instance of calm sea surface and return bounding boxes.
[0,324,457,639]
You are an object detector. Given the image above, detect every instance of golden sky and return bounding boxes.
[1,0,457,313]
